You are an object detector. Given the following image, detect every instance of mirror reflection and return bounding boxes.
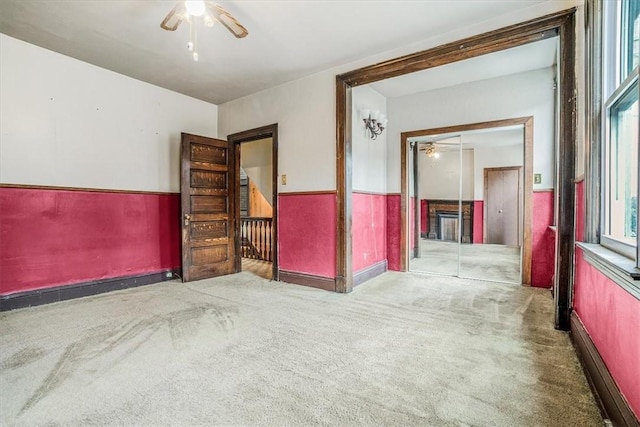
[410,136,463,277]
[409,127,524,284]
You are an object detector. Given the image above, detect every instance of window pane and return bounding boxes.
[623,0,640,78]
[606,82,639,246]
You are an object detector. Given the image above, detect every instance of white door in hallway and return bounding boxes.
[484,167,522,247]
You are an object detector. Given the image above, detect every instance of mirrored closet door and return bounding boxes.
[409,128,524,285]
[458,128,524,284]
[409,135,463,277]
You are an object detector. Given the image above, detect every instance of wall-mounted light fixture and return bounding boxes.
[360,108,388,140]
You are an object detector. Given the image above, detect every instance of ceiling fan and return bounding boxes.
[160,0,248,39]
[419,142,440,158]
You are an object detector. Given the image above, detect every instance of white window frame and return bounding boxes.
[601,0,640,265]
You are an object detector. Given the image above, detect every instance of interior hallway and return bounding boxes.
[0,272,601,426]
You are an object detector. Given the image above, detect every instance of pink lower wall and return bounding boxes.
[386,195,401,271]
[574,248,640,418]
[0,186,558,296]
[473,200,484,244]
[410,198,416,252]
[352,193,387,273]
[531,191,555,287]
[573,180,639,418]
[0,187,180,295]
[278,193,336,278]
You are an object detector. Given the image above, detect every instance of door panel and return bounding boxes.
[501,169,520,247]
[191,196,227,213]
[485,168,520,247]
[486,170,503,244]
[181,133,237,282]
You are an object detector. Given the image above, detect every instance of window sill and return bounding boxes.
[576,242,640,301]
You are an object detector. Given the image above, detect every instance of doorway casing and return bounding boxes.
[335,9,576,330]
[228,124,279,281]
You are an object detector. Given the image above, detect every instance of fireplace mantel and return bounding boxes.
[425,199,474,243]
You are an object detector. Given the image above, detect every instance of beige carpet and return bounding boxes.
[0,271,601,426]
[411,240,521,284]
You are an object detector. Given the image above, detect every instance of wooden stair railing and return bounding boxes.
[241,236,262,259]
[241,217,273,261]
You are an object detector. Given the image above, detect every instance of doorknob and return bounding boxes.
[498,210,503,214]
[184,213,191,226]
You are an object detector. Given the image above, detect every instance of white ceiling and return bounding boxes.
[0,0,551,105]
[371,37,558,98]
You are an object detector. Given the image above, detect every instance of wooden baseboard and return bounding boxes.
[279,270,336,292]
[354,260,387,287]
[0,269,180,311]
[571,312,639,426]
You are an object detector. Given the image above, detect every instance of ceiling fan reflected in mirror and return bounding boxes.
[161,0,248,61]
[419,142,440,158]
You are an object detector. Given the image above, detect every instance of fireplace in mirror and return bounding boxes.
[425,200,473,243]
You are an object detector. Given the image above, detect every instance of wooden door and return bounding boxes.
[181,133,237,282]
[484,167,522,247]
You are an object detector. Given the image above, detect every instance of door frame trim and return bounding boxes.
[335,9,575,330]
[227,124,279,281]
[402,117,533,285]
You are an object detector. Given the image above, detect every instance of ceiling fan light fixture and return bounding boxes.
[203,15,215,27]
[185,0,206,17]
[160,0,248,62]
[425,143,439,158]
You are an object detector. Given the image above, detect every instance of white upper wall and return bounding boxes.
[418,139,524,201]
[0,35,218,193]
[473,144,524,200]
[352,86,387,193]
[387,67,556,193]
[218,1,582,193]
[218,71,335,193]
[419,148,475,200]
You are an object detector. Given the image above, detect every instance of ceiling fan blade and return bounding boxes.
[160,2,186,31]
[206,2,248,38]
